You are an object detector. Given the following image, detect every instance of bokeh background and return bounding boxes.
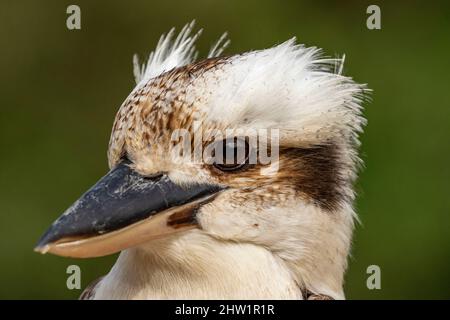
[1,0,449,299]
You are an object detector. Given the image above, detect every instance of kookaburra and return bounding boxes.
[35,22,368,300]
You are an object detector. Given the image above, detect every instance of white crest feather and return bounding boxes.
[208,32,230,58]
[133,21,229,85]
[193,38,368,147]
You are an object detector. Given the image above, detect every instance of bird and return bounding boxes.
[35,21,368,300]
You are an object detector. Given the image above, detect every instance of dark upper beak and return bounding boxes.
[34,161,225,258]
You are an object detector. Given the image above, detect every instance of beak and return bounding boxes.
[34,161,225,258]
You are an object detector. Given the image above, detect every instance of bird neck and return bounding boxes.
[94,231,302,299]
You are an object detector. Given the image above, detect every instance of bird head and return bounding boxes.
[35,22,367,298]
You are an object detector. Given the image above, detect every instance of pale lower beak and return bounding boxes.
[34,161,225,258]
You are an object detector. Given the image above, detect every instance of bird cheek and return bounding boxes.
[196,202,261,241]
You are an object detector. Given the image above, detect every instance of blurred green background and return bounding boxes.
[1,0,449,299]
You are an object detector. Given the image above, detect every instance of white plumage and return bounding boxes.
[36,22,369,300]
[101,23,367,299]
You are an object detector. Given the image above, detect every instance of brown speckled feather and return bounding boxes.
[79,276,104,300]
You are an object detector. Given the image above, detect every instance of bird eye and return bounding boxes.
[212,137,250,172]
